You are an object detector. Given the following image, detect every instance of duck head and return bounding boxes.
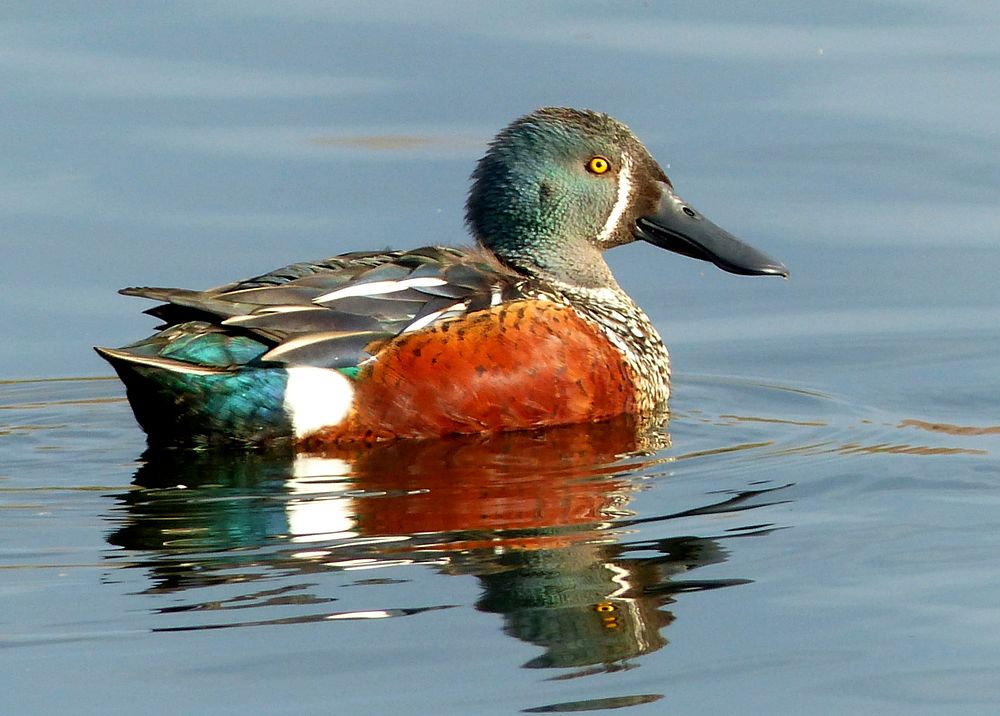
[466,107,787,287]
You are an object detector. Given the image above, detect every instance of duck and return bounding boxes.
[97,107,787,447]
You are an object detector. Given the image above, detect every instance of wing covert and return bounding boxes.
[120,246,530,371]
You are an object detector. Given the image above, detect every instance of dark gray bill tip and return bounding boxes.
[635,183,789,278]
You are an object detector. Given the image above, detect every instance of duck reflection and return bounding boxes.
[468,535,734,670]
[108,416,778,671]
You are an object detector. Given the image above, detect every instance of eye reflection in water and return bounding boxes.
[106,415,785,673]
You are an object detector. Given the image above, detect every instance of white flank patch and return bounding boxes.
[314,276,447,303]
[283,366,355,439]
[595,157,633,244]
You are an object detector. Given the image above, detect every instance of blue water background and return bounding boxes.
[2,3,999,714]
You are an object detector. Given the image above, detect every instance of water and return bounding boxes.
[2,2,999,714]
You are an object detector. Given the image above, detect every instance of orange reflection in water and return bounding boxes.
[112,415,770,673]
[298,415,668,551]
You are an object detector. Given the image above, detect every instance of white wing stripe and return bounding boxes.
[402,302,468,333]
[315,277,447,303]
[222,306,325,324]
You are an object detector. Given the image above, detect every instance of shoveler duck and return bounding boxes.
[97,108,787,447]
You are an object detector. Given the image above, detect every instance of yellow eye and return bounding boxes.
[587,156,610,174]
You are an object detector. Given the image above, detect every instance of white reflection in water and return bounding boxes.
[286,455,357,543]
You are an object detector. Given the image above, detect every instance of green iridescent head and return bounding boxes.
[466,107,787,288]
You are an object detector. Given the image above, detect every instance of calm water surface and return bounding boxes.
[2,3,999,715]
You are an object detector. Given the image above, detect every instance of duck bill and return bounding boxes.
[634,181,788,277]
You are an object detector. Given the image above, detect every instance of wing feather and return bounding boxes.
[117,246,531,371]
